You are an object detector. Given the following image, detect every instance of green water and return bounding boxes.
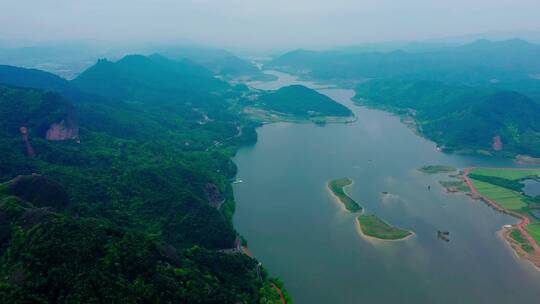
[233,71,540,303]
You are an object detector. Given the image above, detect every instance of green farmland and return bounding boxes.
[472,179,528,210]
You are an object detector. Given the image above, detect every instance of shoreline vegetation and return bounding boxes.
[357,214,414,241]
[462,167,540,269]
[243,83,356,125]
[416,165,470,193]
[354,98,540,162]
[418,165,457,174]
[327,178,362,213]
[241,245,292,304]
[244,106,357,125]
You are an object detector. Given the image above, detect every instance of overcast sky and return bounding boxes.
[1,0,540,50]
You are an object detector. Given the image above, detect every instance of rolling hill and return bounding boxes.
[356,80,540,156]
[257,84,353,117]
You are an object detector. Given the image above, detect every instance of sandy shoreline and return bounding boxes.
[326,179,358,213]
[498,228,540,270]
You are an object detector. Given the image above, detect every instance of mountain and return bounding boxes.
[0,61,284,302]
[0,85,79,140]
[355,80,540,156]
[157,47,267,80]
[268,39,540,86]
[73,54,229,101]
[257,84,353,117]
[0,65,86,101]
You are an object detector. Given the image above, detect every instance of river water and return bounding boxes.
[233,71,540,303]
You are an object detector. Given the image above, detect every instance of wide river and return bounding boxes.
[233,71,540,303]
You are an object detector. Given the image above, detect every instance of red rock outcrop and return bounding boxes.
[19,126,35,157]
[45,118,79,141]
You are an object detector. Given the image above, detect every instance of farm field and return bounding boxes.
[471,179,528,210]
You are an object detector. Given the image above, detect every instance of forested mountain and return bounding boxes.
[257,85,352,117]
[355,80,540,156]
[268,39,540,86]
[157,47,268,80]
[73,54,229,100]
[268,39,540,157]
[0,56,284,302]
[0,65,85,101]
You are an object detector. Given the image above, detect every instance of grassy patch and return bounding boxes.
[471,168,540,181]
[418,165,457,174]
[471,180,528,210]
[439,180,470,193]
[357,214,412,240]
[526,223,540,245]
[469,173,524,192]
[328,178,362,213]
[509,228,534,253]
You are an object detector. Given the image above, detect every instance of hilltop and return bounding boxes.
[73,54,228,101]
[257,85,352,118]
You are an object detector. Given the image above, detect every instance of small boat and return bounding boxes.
[437,230,450,242]
[232,179,243,184]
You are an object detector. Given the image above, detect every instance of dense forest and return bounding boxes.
[354,80,540,156]
[0,56,286,303]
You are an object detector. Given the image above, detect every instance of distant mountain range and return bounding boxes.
[267,39,540,157]
[0,43,266,81]
[268,39,540,87]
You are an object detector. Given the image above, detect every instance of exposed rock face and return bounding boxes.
[46,118,79,141]
[19,126,35,157]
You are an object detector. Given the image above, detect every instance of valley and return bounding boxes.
[233,69,540,303]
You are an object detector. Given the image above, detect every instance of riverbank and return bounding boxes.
[234,68,540,303]
[500,228,540,270]
[463,168,540,269]
[243,106,357,125]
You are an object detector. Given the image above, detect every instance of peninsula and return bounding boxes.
[463,167,540,268]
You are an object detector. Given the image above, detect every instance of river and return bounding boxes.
[233,71,540,303]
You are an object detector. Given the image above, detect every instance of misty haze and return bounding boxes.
[1,1,540,303]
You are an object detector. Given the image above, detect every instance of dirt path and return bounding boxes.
[271,282,287,304]
[463,168,540,252]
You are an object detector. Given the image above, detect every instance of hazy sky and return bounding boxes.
[1,0,540,50]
